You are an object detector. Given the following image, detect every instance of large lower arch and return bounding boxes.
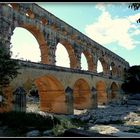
[73,78,91,109]
[110,82,119,102]
[34,75,67,114]
[96,80,107,105]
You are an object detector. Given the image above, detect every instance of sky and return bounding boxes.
[10,2,140,71]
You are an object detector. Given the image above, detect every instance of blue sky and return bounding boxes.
[11,2,140,70]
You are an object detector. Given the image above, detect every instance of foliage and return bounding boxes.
[129,3,140,23]
[0,111,60,134]
[129,3,140,10]
[0,42,20,89]
[70,117,87,127]
[52,116,76,136]
[121,65,140,94]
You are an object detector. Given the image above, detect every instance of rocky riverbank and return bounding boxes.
[69,93,140,137]
[0,94,140,137]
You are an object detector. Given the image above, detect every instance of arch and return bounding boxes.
[59,40,77,69]
[26,83,39,112]
[96,80,107,105]
[73,78,91,109]
[13,24,48,64]
[82,51,94,71]
[81,52,88,70]
[98,57,109,75]
[110,82,119,101]
[97,60,103,73]
[55,42,70,68]
[11,27,41,62]
[118,65,122,78]
[34,75,67,114]
[110,62,119,77]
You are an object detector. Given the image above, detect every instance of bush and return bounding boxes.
[122,65,140,94]
[0,111,60,133]
[52,116,77,136]
[70,117,87,127]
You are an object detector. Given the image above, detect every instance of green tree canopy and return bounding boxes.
[129,3,140,23]
[0,42,20,92]
[122,65,140,94]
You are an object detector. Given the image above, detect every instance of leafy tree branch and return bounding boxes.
[129,3,140,23]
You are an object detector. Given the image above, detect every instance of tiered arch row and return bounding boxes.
[0,3,129,79]
[6,65,123,114]
[0,3,129,114]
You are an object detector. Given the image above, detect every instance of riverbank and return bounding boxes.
[0,94,140,137]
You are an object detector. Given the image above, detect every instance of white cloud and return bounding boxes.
[128,13,140,23]
[131,29,140,36]
[95,3,106,12]
[134,41,140,45]
[85,5,140,50]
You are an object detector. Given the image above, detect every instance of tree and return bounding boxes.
[129,3,140,23]
[0,42,20,97]
[121,65,140,94]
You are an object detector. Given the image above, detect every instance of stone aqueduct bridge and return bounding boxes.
[0,3,129,114]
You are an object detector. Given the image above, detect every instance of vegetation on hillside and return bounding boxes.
[122,65,140,94]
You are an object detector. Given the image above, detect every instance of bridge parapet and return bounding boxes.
[17,59,123,81]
